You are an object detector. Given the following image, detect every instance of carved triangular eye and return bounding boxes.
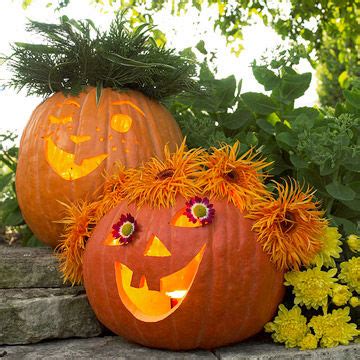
[171,208,202,228]
[144,235,171,257]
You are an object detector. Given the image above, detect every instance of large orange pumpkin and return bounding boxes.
[83,195,284,350]
[16,87,183,247]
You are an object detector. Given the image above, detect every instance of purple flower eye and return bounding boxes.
[112,213,137,245]
[184,197,215,226]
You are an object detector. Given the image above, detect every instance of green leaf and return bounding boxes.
[14,42,61,54]
[213,76,237,110]
[276,132,297,147]
[252,65,279,91]
[222,107,254,130]
[340,198,360,212]
[320,159,337,176]
[0,173,13,192]
[344,89,360,109]
[96,81,103,105]
[195,40,207,55]
[256,118,274,135]
[23,234,44,247]
[3,207,24,226]
[325,182,356,201]
[241,92,277,115]
[0,197,18,214]
[331,216,357,234]
[280,72,312,101]
[283,106,320,122]
[348,181,360,197]
[290,154,308,169]
[338,71,349,88]
[292,113,314,130]
[343,158,360,172]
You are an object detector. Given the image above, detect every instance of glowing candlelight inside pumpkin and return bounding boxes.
[165,290,188,299]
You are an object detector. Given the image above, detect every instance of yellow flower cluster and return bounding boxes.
[284,267,337,309]
[264,305,307,348]
[266,226,360,351]
[309,308,359,347]
[266,305,359,349]
[347,234,360,253]
[339,257,360,293]
[310,227,342,267]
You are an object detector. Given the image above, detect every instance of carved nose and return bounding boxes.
[144,235,171,257]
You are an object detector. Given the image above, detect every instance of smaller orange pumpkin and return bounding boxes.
[83,195,285,349]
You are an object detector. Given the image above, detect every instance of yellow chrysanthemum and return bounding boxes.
[124,140,206,208]
[299,334,318,350]
[349,297,360,308]
[199,142,270,210]
[347,234,360,253]
[285,267,337,309]
[309,307,359,348]
[264,305,308,348]
[248,180,328,271]
[339,257,360,293]
[331,284,352,307]
[310,227,342,268]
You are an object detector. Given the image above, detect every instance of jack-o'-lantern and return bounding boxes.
[10,16,196,247]
[83,195,284,349]
[16,88,183,247]
[58,142,327,349]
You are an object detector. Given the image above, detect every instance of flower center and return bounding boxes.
[193,204,207,218]
[156,168,175,180]
[281,212,296,233]
[121,222,134,237]
[223,169,239,183]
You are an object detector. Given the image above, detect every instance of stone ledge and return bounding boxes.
[0,244,66,288]
[0,336,216,359]
[215,340,360,359]
[0,288,103,345]
[1,336,359,360]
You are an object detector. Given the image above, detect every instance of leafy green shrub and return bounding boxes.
[0,131,41,246]
[167,50,360,235]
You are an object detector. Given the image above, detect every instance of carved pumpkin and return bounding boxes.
[16,87,183,247]
[59,143,326,350]
[82,195,284,349]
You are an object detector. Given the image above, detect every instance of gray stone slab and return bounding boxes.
[0,244,66,288]
[0,287,102,345]
[215,340,360,359]
[0,336,216,359]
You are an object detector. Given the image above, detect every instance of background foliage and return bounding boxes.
[18,0,360,107]
[167,45,360,236]
[2,2,359,245]
[0,132,41,245]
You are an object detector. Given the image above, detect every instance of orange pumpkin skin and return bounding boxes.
[15,87,183,248]
[83,196,285,350]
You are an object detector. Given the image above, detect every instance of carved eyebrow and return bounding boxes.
[63,99,80,107]
[112,100,145,117]
[49,115,73,124]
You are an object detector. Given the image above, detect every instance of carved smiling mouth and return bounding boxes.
[114,244,206,322]
[44,136,108,180]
